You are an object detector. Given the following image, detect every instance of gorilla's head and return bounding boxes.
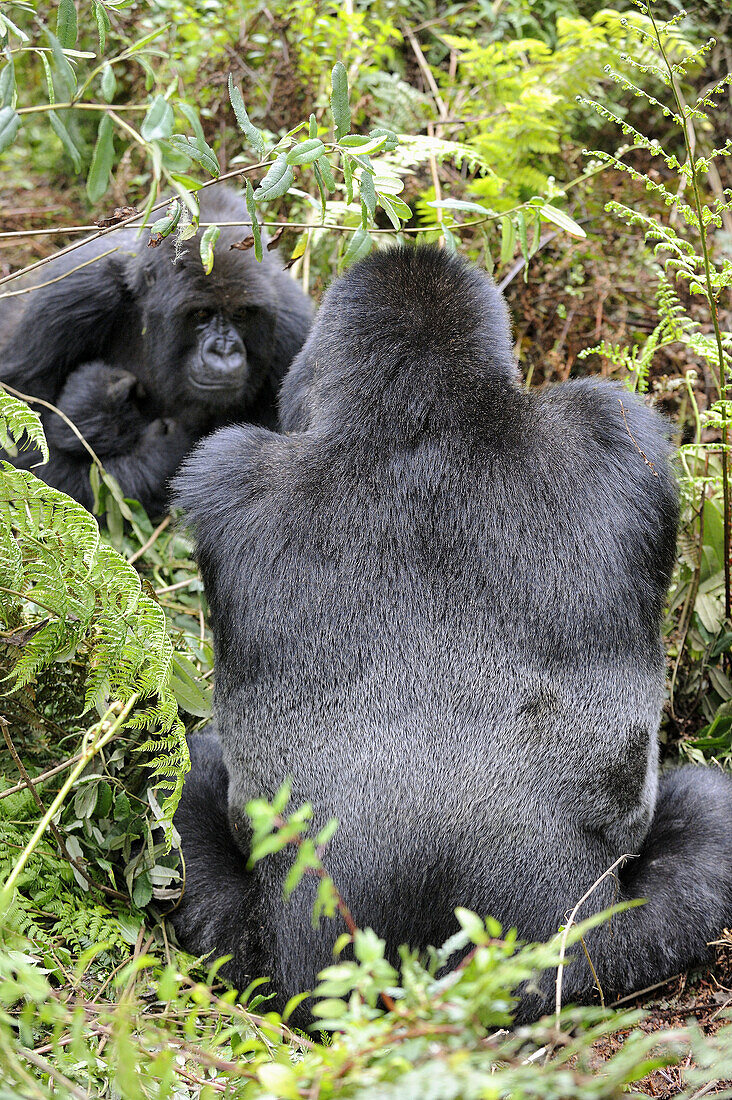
[279,245,519,436]
[124,187,296,427]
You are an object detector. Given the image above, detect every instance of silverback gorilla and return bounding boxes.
[0,186,313,514]
[172,246,732,1021]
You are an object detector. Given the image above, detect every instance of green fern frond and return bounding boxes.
[0,389,48,462]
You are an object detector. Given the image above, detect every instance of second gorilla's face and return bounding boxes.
[135,246,280,426]
[184,309,249,404]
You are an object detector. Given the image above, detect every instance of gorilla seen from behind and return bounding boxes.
[0,186,313,515]
[172,246,732,1022]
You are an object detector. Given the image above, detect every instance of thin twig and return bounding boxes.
[0,161,272,289]
[17,1048,87,1100]
[619,399,658,477]
[0,752,81,801]
[554,853,634,1022]
[0,248,121,299]
[128,515,171,565]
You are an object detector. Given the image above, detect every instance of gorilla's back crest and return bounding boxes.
[282,246,521,437]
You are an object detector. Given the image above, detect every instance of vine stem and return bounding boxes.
[1,696,138,897]
[649,3,731,620]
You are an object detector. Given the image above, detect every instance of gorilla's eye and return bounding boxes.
[232,307,256,328]
[191,308,213,325]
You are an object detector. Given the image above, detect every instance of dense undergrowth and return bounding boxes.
[1,1,732,1095]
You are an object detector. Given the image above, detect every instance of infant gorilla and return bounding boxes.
[172,245,732,1024]
[43,362,189,516]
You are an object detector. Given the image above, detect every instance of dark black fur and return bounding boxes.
[0,186,313,514]
[172,246,732,1019]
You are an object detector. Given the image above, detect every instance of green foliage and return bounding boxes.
[2,2,732,1095]
[0,390,48,462]
[441,8,694,209]
[2,795,732,1097]
[573,2,732,758]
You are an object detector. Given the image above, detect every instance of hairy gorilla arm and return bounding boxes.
[173,246,732,1022]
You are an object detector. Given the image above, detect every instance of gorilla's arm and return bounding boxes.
[0,246,129,401]
[173,423,278,613]
[277,346,315,431]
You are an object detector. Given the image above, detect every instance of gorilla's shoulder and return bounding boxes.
[173,424,293,545]
[538,378,674,468]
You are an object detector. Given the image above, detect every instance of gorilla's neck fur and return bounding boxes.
[306,246,521,439]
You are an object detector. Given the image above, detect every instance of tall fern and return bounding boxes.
[0,393,189,826]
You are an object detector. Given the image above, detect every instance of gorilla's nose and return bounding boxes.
[201,331,246,378]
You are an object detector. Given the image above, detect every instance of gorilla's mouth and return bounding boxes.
[189,377,245,392]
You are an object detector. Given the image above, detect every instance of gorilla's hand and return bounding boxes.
[47,362,149,458]
[141,416,191,457]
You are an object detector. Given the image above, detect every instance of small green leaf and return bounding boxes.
[286,138,325,165]
[46,28,76,99]
[114,791,131,822]
[132,872,153,909]
[149,200,182,242]
[313,162,327,222]
[308,113,317,139]
[517,210,528,280]
[200,224,220,275]
[539,203,587,238]
[372,174,403,195]
[168,134,220,178]
[255,154,294,200]
[96,780,113,818]
[282,990,311,1022]
[257,1063,300,1099]
[368,126,398,152]
[342,226,372,268]
[100,63,116,104]
[86,114,114,203]
[315,818,339,846]
[360,168,376,220]
[442,225,458,252]
[48,110,81,171]
[228,74,265,158]
[0,59,16,108]
[0,106,20,153]
[340,133,388,156]
[500,215,515,264]
[427,198,493,213]
[178,101,205,145]
[455,907,488,943]
[56,0,78,48]
[343,154,354,204]
[330,61,351,140]
[378,192,410,230]
[316,155,335,192]
[245,179,263,261]
[92,0,109,52]
[311,997,347,1018]
[170,652,212,717]
[141,95,174,142]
